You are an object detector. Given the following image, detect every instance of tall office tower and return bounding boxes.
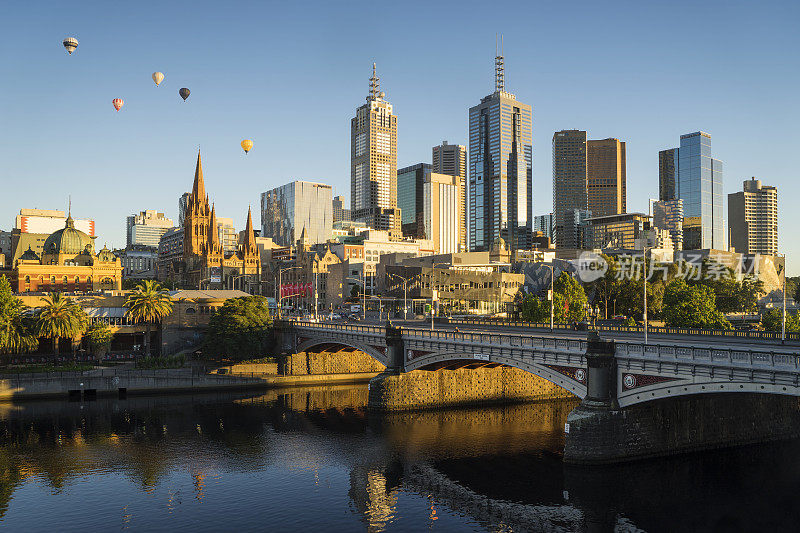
[728,178,778,255]
[587,138,626,218]
[351,64,401,238]
[215,217,238,254]
[261,180,333,246]
[469,46,533,252]
[178,193,190,226]
[658,148,678,201]
[552,130,588,247]
[677,132,724,249]
[126,210,174,247]
[332,196,351,223]
[398,163,462,253]
[533,213,555,241]
[652,199,684,251]
[433,141,468,250]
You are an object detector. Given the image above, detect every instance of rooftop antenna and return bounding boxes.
[369,63,380,101]
[495,34,505,93]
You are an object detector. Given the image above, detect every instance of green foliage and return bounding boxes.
[2,363,94,374]
[84,322,113,358]
[690,261,765,313]
[204,296,274,361]
[519,294,550,323]
[786,276,800,304]
[0,276,38,356]
[35,292,89,354]
[553,272,587,323]
[135,354,186,369]
[662,279,731,330]
[761,309,800,332]
[124,280,174,356]
[625,316,637,327]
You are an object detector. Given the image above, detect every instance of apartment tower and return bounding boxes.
[468,43,533,252]
[432,141,467,251]
[552,130,588,247]
[351,64,401,238]
[728,177,778,255]
[587,138,626,218]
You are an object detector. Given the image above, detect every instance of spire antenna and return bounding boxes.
[495,34,505,93]
[368,63,380,101]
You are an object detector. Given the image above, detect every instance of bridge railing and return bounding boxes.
[447,317,800,341]
[288,321,385,335]
[615,340,800,370]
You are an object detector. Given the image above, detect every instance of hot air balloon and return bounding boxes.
[241,139,253,154]
[112,98,124,112]
[152,72,164,86]
[179,88,190,101]
[62,37,79,55]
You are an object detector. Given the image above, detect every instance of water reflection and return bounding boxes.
[0,388,797,532]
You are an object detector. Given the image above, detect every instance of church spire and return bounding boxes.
[192,150,206,202]
[244,205,256,250]
[208,203,219,249]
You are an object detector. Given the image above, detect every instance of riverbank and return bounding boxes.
[0,367,379,401]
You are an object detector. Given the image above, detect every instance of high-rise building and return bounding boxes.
[215,217,238,254]
[433,141,467,249]
[658,148,678,201]
[728,178,778,255]
[552,130,587,247]
[583,212,649,250]
[652,199,684,251]
[469,48,532,252]
[677,132,724,250]
[332,196,351,223]
[533,213,555,241]
[563,208,592,249]
[261,180,333,247]
[351,64,401,238]
[587,138,626,218]
[126,210,174,247]
[178,193,190,226]
[397,163,462,253]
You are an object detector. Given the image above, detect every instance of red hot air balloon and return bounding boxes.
[179,88,190,101]
[112,99,124,112]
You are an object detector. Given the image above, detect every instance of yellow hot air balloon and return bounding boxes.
[152,72,164,86]
[241,139,253,154]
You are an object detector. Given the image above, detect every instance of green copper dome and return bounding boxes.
[43,215,94,255]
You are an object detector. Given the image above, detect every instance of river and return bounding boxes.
[0,385,797,532]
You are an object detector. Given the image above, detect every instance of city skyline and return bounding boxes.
[1,1,798,271]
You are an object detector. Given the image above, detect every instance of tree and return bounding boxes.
[204,296,274,361]
[662,279,731,329]
[124,280,174,357]
[553,272,587,323]
[761,309,800,332]
[35,292,89,356]
[84,322,113,360]
[519,294,550,323]
[0,276,38,358]
[585,254,621,319]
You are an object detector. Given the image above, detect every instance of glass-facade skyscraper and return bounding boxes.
[260,181,333,246]
[468,51,532,252]
[676,132,724,250]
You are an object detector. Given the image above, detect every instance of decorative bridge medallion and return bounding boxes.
[622,373,680,390]
[543,365,587,384]
[406,349,431,360]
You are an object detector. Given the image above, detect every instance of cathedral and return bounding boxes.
[172,151,261,291]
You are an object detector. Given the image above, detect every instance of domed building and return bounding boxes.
[11,211,122,293]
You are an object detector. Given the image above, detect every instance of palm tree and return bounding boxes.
[0,277,38,359]
[35,292,89,356]
[124,280,174,357]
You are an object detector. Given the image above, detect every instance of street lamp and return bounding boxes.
[643,246,650,345]
[345,275,367,321]
[388,273,411,320]
[779,254,787,343]
[542,262,555,332]
[428,262,450,331]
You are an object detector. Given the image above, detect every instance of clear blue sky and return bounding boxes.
[1,0,798,272]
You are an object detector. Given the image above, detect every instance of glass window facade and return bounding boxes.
[260,181,333,246]
[677,132,724,249]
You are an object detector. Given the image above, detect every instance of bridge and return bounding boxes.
[280,320,800,463]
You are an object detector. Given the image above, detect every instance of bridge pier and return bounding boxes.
[564,333,800,464]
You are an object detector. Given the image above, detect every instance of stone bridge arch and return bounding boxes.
[295,337,389,367]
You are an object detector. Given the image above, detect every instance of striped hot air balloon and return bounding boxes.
[62,37,78,54]
[112,99,124,112]
[152,72,164,86]
[241,139,253,154]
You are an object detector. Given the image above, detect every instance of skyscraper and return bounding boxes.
[652,199,684,251]
[552,130,587,247]
[728,178,778,255]
[658,148,678,201]
[469,46,532,252]
[432,141,467,251]
[261,180,333,246]
[351,64,401,238]
[677,132,724,249]
[178,193,190,226]
[397,163,462,253]
[126,210,174,247]
[587,138,626,218]
[332,196,350,223]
